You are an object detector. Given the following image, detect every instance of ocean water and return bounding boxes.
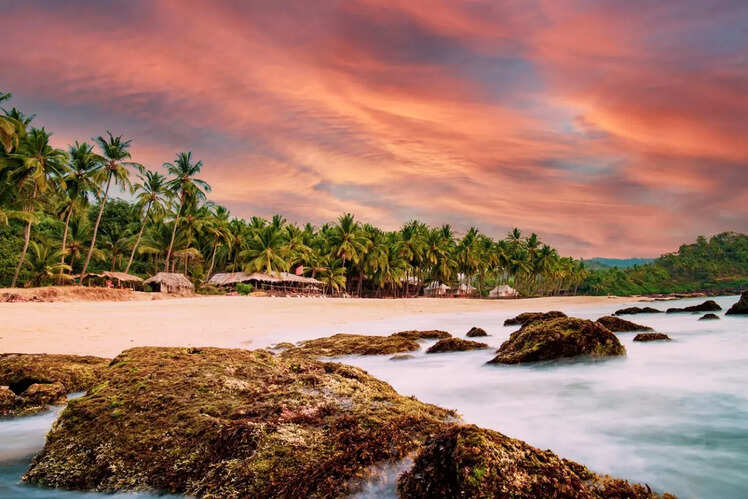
[2,295,746,498]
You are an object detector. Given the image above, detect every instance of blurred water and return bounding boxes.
[2,295,746,497]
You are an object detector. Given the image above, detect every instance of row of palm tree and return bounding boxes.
[0,91,589,296]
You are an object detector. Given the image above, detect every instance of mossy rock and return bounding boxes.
[282,333,420,357]
[23,347,455,497]
[666,300,722,313]
[0,354,110,417]
[426,338,489,354]
[270,342,295,350]
[489,317,626,364]
[596,316,653,332]
[698,313,720,320]
[466,327,488,337]
[391,330,451,340]
[725,291,748,315]
[503,311,566,327]
[398,424,669,498]
[614,307,662,316]
[633,333,671,342]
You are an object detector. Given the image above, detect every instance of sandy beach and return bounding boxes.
[0,294,631,357]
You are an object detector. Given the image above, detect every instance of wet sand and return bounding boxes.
[0,295,630,357]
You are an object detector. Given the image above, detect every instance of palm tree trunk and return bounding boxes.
[81,172,112,280]
[125,201,151,275]
[206,236,218,278]
[58,208,72,284]
[164,193,184,271]
[11,187,37,288]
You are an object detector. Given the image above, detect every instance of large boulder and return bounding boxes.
[489,317,625,364]
[0,354,110,417]
[281,333,419,357]
[725,291,748,315]
[391,330,451,340]
[23,347,455,497]
[614,306,662,316]
[596,316,653,332]
[698,313,720,321]
[398,425,667,498]
[503,311,566,327]
[426,338,489,354]
[666,300,721,313]
[633,333,671,342]
[465,327,488,337]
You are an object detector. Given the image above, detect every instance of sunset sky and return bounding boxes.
[2,0,747,257]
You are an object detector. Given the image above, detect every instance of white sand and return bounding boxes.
[0,295,631,358]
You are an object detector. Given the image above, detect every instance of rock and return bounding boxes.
[614,306,662,315]
[503,311,566,326]
[633,333,671,342]
[391,330,451,340]
[397,425,667,498]
[426,338,489,354]
[0,385,17,415]
[666,300,722,313]
[725,291,748,315]
[489,317,626,364]
[390,354,415,361]
[270,342,295,350]
[0,354,110,417]
[282,333,419,357]
[23,347,455,497]
[596,316,653,332]
[465,327,488,337]
[698,313,720,320]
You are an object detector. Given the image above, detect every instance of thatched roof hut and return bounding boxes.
[144,272,194,294]
[102,271,143,283]
[423,281,449,297]
[489,284,519,298]
[208,271,323,288]
[455,283,477,296]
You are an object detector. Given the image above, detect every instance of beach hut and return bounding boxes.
[101,271,143,289]
[207,272,254,287]
[489,284,519,298]
[455,283,477,297]
[144,272,194,294]
[423,281,449,297]
[207,271,324,295]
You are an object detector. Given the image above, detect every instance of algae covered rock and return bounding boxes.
[426,338,489,354]
[390,354,415,361]
[23,346,455,497]
[614,306,662,316]
[489,317,625,364]
[391,330,451,340]
[503,311,566,327]
[596,316,653,332]
[465,327,488,337]
[0,353,109,417]
[698,313,720,320]
[725,291,748,315]
[666,300,721,313]
[397,425,664,498]
[282,333,419,357]
[633,333,671,342]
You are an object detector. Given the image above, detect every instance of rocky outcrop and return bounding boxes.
[596,316,653,332]
[614,306,662,315]
[666,300,722,313]
[281,333,419,357]
[390,354,415,361]
[503,311,566,327]
[698,313,720,320]
[465,327,488,337]
[23,347,455,497]
[391,330,451,340]
[725,291,748,315]
[397,425,667,498]
[0,353,110,417]
[489,317,625,364]
[426,338,489,354]
[633,333,671,342]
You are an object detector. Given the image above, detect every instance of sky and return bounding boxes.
[2,0,747,258]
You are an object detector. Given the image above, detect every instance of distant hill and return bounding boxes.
[583,257,655,270]
[581,232,748,295]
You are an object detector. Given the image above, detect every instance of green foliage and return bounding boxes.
[581,232,748,295]
[236,282,253,295]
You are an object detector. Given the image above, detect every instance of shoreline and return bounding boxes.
[0,294,633,358]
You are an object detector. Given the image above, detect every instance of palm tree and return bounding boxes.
[204,205,233,278]
[80,132,137,279]
[5,128,68,287]
[240,224,289,274]
[125,169,168,274]
[0,92,23,152]
[163,152,210,271]
[25,240,71,286]
[318,257,346,295]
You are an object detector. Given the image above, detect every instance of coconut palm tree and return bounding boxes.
[318,257,346,294]
[163,152,210,271]
[25,240,72,286]
[240,224,289,274]
[80,132,138,279]
[0,92,23,152]
[125,169,168,274]
[5,128,68,287]
[204,205,233,278]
